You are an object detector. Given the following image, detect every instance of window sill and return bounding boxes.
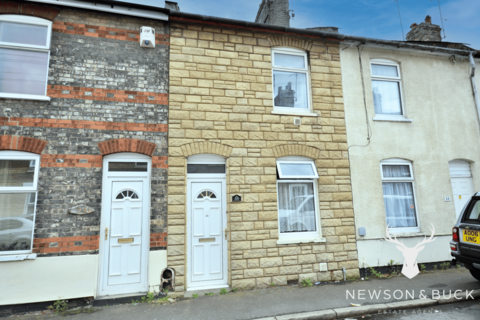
[372,116,412,123]
[271,110,318,117]
[277,237,326,245]
[0,92,50,101]
[0,253,37,262]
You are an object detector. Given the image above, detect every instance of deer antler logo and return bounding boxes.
[385,225,436,279]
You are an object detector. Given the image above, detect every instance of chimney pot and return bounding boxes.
[410,23,418,29]
[425,15,432,24]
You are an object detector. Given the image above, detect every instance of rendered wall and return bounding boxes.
[340,45,480,266]
[0,255,97,305]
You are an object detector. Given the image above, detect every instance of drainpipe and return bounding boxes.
[469,52,480,125]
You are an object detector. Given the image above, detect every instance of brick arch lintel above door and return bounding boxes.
[98,139,156,157]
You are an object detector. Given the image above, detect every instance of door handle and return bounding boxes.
[105,227,108,240]
[225,228,227,240]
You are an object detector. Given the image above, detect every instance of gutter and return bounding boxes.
[169,11,478,57]
[469,52,480,126]
[25,0,169,21]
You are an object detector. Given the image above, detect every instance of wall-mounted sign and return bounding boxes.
[68,204,94,215]
[232,195,241,202]
[444,196,452,202]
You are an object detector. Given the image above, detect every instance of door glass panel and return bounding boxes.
[187,164,225,174]
[108,162,148,172]
[0,160,35,187]
[197,191,217,199]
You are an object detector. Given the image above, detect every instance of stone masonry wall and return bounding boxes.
[0,6,169,256]
[167,19,359,290]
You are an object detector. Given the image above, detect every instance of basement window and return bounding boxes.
[0,151,40,255]
[0,15,52,101]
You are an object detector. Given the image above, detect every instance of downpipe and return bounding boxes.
[469,52,480,125]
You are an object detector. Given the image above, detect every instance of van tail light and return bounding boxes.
[452,227,460,242]
[451,243,458,251]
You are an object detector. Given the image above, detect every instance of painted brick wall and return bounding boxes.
[0,6,169,256]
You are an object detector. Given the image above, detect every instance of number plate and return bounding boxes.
[463,229,480,244]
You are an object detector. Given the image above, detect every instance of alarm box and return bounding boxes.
[140,27,155,48]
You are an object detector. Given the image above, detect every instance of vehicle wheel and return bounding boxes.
[470,269,480,281]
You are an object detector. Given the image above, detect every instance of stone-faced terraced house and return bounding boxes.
[0,0,170,306]
[166,8,359,292]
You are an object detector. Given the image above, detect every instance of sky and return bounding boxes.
[120,0,480,48]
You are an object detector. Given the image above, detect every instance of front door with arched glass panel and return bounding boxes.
[191,182,224,283]
[98,153,151,297]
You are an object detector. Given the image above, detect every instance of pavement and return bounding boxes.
[9,268,480,320]
[367,299,480,320]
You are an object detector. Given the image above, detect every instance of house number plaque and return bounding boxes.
[232,195,241,202]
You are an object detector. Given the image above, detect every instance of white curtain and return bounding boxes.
[372,80,402,115]
[278,183,316,233]
[382,165,417,228]
[372,64,398,77]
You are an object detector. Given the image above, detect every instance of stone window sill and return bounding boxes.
[0,253,37,262]
[271,110,318,117]
[372,116,412,123]
[276,238,326,245]
[0,92,50,101]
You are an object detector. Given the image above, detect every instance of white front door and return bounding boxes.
[108,181,143,286]
[98,153,151,297]
[188,180,227,289]
[451,177,474,218]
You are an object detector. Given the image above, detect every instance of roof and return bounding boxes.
[169,10,480,57]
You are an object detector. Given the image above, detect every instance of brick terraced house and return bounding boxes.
[166,9,360,292]
[0,0,170,305]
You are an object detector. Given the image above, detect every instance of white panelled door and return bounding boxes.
[451,178,474,218]
[108,181,143,286]
[190,182,225,284]
[99,153,151,297]
[449,160,474,219]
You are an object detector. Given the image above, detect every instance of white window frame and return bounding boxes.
[0,15,52,101]
[370,59,407,122]
[276,161,319,179]
[271,47,315,116]
[0,151,40,256]
[276,156,325,244]
[380,158,420,233]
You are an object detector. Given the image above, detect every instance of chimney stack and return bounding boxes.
[255,0,290,28]
[406,15,442,42]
